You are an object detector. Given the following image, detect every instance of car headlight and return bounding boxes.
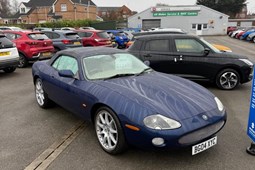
[239,59,253,66]
[143,114,181,130]
[214,97,224,112]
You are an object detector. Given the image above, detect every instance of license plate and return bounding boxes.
[74,42,81,45]
[0,52,10,56]
[192,136,217,155]
[112,42,116,45]
[42,52,51,57]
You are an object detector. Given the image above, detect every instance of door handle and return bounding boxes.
[143,54,151,58]
[174,58,177,62]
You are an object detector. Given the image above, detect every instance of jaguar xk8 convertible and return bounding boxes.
[32,47,227,155]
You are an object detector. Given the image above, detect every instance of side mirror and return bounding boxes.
[144,60,150,66]
[58,70,74,78]
[204,48,210,56]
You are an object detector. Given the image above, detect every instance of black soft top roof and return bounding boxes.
[55,47,127,59]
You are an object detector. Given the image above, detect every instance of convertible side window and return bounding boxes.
[52,55,78,75]
[175,39,205,53]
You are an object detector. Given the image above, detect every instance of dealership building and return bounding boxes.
[128,5,229,35]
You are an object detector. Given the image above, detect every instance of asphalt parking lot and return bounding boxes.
[1,36,255,170]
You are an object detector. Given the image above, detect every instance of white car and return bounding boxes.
[231,29,244,38]
[0,26,22,31]
[61,27,75,31]
[0,34,19,73]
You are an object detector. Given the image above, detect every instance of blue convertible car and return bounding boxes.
[32,47,227,155]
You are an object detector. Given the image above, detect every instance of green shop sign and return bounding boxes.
[153,11,198,17]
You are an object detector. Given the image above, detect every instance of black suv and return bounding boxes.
[128,34,253,90]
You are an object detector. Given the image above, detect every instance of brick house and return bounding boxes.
[13,0,96,24]
[97,5,136,21]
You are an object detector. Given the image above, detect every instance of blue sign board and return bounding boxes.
[248,74,255,142]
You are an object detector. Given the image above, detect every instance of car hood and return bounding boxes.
[213,51,248,59]
[95,72,217,121]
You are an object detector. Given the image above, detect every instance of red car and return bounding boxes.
[3,30,54,67]
[236,31,245,39]
[75,30,112,47]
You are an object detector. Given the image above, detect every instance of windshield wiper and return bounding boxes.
[136,68,152,76]
[104,73,136,80]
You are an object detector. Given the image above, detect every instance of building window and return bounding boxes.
[203,24,208,29]
[192,24,196,29]
[21,8,26,13]
[61,4,67,12]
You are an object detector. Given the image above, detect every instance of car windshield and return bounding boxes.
[65,33,80,39]
[97,32,110,39]
[28,33,49,40]
[200,38,221,53]
[83,53,151,80]
[116,32,125,36]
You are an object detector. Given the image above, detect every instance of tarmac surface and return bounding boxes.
[1,36,255,170]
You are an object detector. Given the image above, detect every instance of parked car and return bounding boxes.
[75,30,112,47]
[246,32,255,42]
[106,30,129,48]
[3,30,54,68]
[230,28,245,38]
[42,30,83,52]
[33,27,55,31]
[227,26,237,34]
[127,31,232,52]
[240,29,255,40]
[32,47,227,155]
[79,27,95,30]
[0,26,22,31]
[128,34,253,90]
[0,34,19,73]
[61,27,76,31]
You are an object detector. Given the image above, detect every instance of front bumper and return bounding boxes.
[124,109,227,150]
[0,58,19,69]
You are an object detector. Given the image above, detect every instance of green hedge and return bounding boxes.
[36,20,100,28]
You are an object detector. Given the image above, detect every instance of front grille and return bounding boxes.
[178,121,225,145]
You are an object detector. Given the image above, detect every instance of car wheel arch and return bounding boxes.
[90,103,118,124]
[33,75,40,85]
[215,66,243,83]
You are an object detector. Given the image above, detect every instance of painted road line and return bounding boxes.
[24,120,88,170]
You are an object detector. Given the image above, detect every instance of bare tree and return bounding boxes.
[11,0,20,14]
[0,0,12,16]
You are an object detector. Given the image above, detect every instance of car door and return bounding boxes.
[44,55,85,115]
[139,38,177,74]
[171,37,213,80]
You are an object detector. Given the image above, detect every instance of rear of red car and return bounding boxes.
[3,31,54,67]
[76,30,112,47]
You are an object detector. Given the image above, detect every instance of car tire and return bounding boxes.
[54,47,61,53]
[216,69,240,90]
[94,106,128,154]
[35,78,53,108]
[3,67,16,73]
[252,37,255,43]
[18,53,28,68]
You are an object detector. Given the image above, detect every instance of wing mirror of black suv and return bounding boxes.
[204,48,211,56]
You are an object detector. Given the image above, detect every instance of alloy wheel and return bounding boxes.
[35,79,45,106]
[96,110,118,151]
[219,72,238,90]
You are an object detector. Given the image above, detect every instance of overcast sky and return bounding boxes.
[18,0,255,13]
